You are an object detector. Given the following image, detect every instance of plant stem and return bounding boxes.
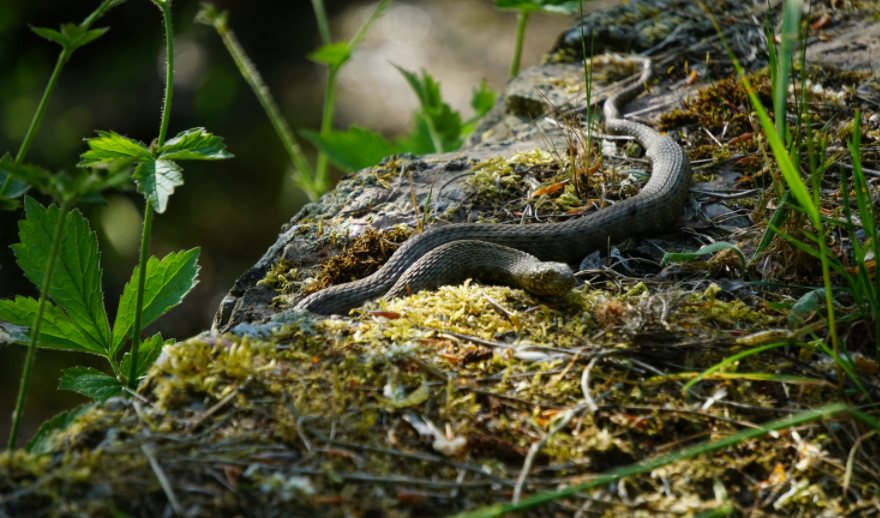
[200,6,318,200]
[310,0,332,45]
[0,0,121,196]
[156,0,174,147]
[128,202,153,388]
[129,0,172,388]
[509,10,529,79]
[314,65,339,194]
[14,50,70,166]
[7,201,71,450]
[310,0,333,192]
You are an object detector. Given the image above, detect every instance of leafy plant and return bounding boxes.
[200,0,498,194]
[0,198,195,397]
[303,71,497,172]
[0,0,230,450]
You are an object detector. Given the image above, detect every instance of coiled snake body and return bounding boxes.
[297,57,691,314]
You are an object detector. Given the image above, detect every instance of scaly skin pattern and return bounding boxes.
[296,56,691,315]
[384,240,575,300]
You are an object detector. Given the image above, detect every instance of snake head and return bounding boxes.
[519,261,575,296]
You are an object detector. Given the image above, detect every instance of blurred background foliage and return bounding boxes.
[0,0,575,443]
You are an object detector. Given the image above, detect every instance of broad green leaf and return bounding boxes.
[495,0,581,14]
[308,42,352,68]
[78,130,151,168]
[132,158,183,213]
[120,333,167,381]
[111,248,200,354]
[58,366,123,401]
[301,127,396,172]
[660,241,746,270]
[159,127,233,161]
[26,403,94,454]
[0,297,106,354]
[12,197,111,351]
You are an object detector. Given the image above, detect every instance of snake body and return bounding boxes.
[296,57,691,315]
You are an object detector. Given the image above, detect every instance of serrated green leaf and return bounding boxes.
[660,241,746,269]
[394,66,465,153]
[395,65,441,111]
[58,366,123,401]
[132,158,182,213]
[30,25,67,46]
[470,80,498,118]
[79,130,151,169]
[120,333,166,381]
[159,127,233,161]
[0,296,105,353]
[301,127,396,172]
[308,42,352,67]
[26,403,94,454]
[111,248,200,354]
[12,197,111,351]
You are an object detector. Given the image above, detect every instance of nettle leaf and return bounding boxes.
[394,66,465,153]
[495,0,581,14]
[26,403,94,454]
[395,65,442,111]
[132,159,182,214]
[159,127,232,161]
[302,127,396,172]
[111,248,200,355]
[58,366,123,401]
[0,296,105,354]
[79,130,151,169]
[120,333,166,381]
[427,105,464,152]
[470,80,498,118]
[308,42,352,68]
[12,197,111,351]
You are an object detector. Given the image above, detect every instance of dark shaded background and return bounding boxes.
[0,0,578,445]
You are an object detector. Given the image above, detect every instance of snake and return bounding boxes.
[296,56,691,315]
